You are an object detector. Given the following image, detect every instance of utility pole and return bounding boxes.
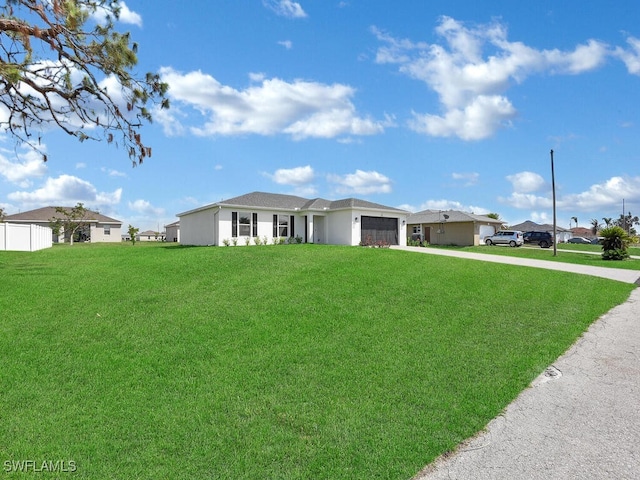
[551,149,557,257]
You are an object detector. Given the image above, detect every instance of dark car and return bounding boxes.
[567,237,591,244]
[523,231,553,248]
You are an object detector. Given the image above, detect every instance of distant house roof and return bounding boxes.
[165,220,180,228]
[178,191,407,217]
[509,220,570,232]
[5,206,121,225]
[407,209,503,225]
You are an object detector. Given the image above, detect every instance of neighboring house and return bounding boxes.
[165,221,180,243]
[406,210,504,246]
[137,230,164,242]
[177,191,408,247]
[509,221,572,243]
[4,206,122,243]
[571,227,595,239]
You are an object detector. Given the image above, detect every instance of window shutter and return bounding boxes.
[252,213,258,237]
[232,212,238,237]
[273,215,278,237]
[290,216,295,238]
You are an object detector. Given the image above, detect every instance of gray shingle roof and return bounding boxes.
[179,192,407,216]
[219,192,309,210]
[407,209,503,225]
[509,220,570,232]
[5,206,121,224]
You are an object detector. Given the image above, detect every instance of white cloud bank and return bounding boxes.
[7,174,122,209]
[157,68,386,140]
[373,17,614,140]
[327,169,392,195]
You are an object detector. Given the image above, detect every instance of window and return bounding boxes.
[232,212,258,237]
[238,212,251,236]
[104,225,111,235]
[273,214,290,238]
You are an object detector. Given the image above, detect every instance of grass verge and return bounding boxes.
[0,243,634,479]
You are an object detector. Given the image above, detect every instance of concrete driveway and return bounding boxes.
[391,246,640,480]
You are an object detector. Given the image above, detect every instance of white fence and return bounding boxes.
[0,223,53,252]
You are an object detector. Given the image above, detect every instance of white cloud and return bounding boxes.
[0,147,47,187]
[158,67,384,140]
[500,174,640,214]
[91,1,143,27]
[101,167,127,178]
[558,176,640,211]
[327,169,392,195]
[263,0,307,18]
[409,95,516,140]
[128,199,165,217]
[278,40,293,50]
[269,165,314,185]
[506,171,546,193]
[452,172,479,186]
[7,174,122,209]
[614,36,640,75]
[374,16,610,140]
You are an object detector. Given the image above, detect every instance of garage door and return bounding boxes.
[361,216,398,245]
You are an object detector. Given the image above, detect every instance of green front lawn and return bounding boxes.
[0,243,634,479]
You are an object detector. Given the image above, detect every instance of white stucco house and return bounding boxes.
[177,192,408,247]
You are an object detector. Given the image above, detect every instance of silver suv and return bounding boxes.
[484,230,524,247]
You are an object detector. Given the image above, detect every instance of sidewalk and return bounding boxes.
[390,246,640,480]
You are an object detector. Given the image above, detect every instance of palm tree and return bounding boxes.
[590,218,600,235]
[602,217,612,227]
[571,216,578,229]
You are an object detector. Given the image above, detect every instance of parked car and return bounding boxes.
[523,231,553,248]
[567,237,591,244]
[591,237,604,245]
[484,230,524,247]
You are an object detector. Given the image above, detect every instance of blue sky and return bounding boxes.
[2,0,640,231]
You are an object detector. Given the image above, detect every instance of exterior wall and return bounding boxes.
[422,222,475,246]
[326,210,354,245]
[166,225,180,243]
[1,223,52,251]
[90,223,122,243]
[180,208,218,246]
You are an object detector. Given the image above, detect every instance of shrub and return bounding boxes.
[254,236,262,246]
[232,238,238,246]
[223,239,230,247]
[600,226,630,260]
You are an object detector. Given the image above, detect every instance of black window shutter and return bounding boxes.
[290,216,295,238]
[273,215,278,237]
[232,212,238,237]
[252,213,258,237]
